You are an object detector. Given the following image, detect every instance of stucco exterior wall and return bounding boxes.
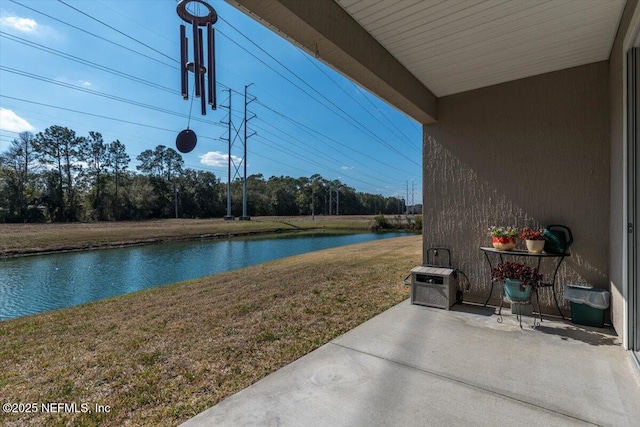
[423,62,610,314]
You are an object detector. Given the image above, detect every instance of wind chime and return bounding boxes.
[175,0,218,153]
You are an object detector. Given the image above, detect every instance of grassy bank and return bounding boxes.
[0,235,421,426]
[0,216,390,258]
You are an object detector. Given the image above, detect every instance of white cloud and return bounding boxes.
[200,151,242,167]
[0,108,35,132]
[0,15,37,33]
[0,11,62,40]
[341,165,354,170]
[51,76,95,90]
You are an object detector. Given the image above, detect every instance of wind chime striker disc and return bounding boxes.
[176,129,197,153]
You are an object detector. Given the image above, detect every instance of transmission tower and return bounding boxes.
[240,83,257,220]
[220,89,234,220]
[411,179,415,213]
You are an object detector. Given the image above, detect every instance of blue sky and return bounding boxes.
[0,0,422,202]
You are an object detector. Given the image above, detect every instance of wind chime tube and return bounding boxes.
[198,27,206,115]
[207,23,216,109]
[192,20,201,99]
[180,24,188,99]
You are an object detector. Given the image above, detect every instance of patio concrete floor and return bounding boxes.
[181,299,640,426]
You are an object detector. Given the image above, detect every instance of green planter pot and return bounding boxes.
[503,278,532,301]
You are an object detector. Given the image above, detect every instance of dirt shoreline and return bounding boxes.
[0,227,313,258]
[0,216,386,258]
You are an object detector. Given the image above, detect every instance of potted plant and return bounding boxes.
[488,226,517,250]
[491,261,543,301]
[520,226,546,253]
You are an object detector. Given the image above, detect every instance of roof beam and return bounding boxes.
[225,0,437,123]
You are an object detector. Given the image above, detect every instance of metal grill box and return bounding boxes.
[410,266,458,310]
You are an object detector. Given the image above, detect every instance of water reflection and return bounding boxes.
[0,232,408,320]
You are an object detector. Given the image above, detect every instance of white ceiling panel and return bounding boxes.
[335,0,626,97]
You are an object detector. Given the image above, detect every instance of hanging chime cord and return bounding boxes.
[186,80,196,129]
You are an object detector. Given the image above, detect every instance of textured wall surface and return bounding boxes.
[423,62,610,314]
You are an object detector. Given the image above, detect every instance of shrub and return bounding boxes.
[371,213,390,231]
[413,215,422,231]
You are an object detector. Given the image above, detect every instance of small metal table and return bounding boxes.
[480,247,569,319]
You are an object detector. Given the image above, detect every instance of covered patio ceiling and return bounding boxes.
[335,0,626,97]
[227,0,626,123]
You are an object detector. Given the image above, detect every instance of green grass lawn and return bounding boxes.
[0,235,421,426]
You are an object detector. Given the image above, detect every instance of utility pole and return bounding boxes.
[311,184,315,220]
[241,83,256,220]
[222,89,233,220]
[406,180,410,214]
[327,184,341,215]
[174,179,178,218]
[411,179,415,213]
[335,185,342,215]
[311,176,318,220]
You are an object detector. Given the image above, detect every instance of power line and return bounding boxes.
[349,80,422,153]
[255,101,403,170]
[15,0,418,174]
[208,91,413,186]
[0,95,390,193]
[298,47,421,155]
[0,100,223,160]
[190,92,412,185]
[255,135,389,190]
[0,66,220,127]
[0,31,179,96]
[223,96,398,174]
[215,28,388,161]
[251,119,400,186]
[218,15,421,167]
[9,0,395,177]
[98,0,177,46]
[0,95,223,137]
[3,0,419,195]
[9,0,176,69]
[56,0,176,63]
[0,101,228,168]
[2,91,398,193]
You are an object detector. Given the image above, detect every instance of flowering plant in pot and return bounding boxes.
[488,226,517,250]
[491,261,543,301]
[519,226,546,253]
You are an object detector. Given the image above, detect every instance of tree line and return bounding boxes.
[0,126,409,223]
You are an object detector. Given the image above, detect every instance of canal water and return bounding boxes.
[0,232,409,320]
